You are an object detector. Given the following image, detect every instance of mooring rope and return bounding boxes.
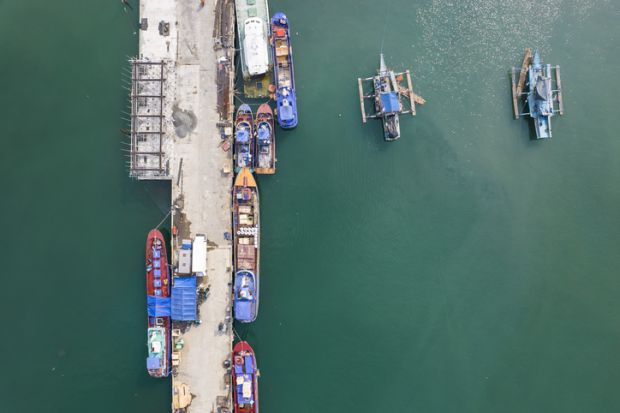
[155,208,173,230]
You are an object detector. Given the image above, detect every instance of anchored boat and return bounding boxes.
[270,12,298,129]
[357,54,425,141]
[235,104,255,173]
[145,229,171,378]
[232,341,260,413]
[236,0,272,98]
[254,103,276,174]
[233,168,260,322]
[510,48,564,139]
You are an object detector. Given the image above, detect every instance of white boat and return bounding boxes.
[243,18,269,77]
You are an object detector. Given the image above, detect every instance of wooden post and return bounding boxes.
[511,69,519,119]
[405,70,416,116]
[555,66,564,115]
[357,78,367,123]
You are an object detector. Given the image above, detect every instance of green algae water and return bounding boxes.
[1,0,620,412]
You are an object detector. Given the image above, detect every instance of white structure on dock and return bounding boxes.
[131,1,236,412]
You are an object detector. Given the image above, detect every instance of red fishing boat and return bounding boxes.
[254,103,275,174]
[145,229,171,378]
[232,341,259,413]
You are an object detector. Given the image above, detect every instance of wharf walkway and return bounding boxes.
[135,1,236,412]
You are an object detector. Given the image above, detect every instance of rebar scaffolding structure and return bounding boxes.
[128,59,169,178]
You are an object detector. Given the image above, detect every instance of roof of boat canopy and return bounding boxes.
[535,77,551,100]
[147,296,171,317]
[236,128,250,143]
[380,91,400,113]
[257,124,271,140]
[279,104,294,121]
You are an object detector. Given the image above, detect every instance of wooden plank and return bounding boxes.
[516,48,532,96]
[357,78,367,123]
[555,66,564,115]
[405,70,416,116]
[511,69,519,119]
[411,92,426,106]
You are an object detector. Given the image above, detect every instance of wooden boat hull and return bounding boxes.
[254,103,276,174]
[232,168,260,322]
[232,341,259,413]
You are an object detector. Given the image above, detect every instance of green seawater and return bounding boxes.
[1,0,620,412]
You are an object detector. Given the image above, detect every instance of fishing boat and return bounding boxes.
[270,12,298,129]
[235,0,272,98]
[145,229,171,378]
[254,103,276,174]
[357,54,424,141]
[510,48,564,139]
[527,50,555,139]
[232,168,260,322]
[232,341,259,413]
[235,104,254,173]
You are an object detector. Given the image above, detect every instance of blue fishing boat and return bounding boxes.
[511,48,564,139]
[527,50,554,139]
[270,13,298,129]
[235,104,254,172]
[232,168,260,323]
[234,270,258,323]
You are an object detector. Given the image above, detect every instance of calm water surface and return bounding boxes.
[1,0,619,412]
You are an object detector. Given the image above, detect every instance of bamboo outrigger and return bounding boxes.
[357,54,425,141]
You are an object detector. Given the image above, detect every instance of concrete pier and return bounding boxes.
[132,1,236,411]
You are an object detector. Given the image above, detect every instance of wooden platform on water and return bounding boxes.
[243,72,272,99]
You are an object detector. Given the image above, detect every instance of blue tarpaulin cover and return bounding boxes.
[236,129,249,143]
[147,296,171,317]
[279,105,294,121]
[380,92,400,113]
[171,276,197,321]
[258,125,270,141]
[146,356,161,369]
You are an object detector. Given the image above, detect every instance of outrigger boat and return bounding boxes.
[232,341,259,413]
[511,48,564,139]
[254,103,276,174]
[232,168,260,322]
[235,104,255,173]
[271,12,298,129]
[145,229,171,378]
[357,54,425,141]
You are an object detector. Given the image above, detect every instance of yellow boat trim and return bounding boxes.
[234,167,257,188]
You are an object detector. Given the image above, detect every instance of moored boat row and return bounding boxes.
[229,9,298,413]
[234,104,276,174]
